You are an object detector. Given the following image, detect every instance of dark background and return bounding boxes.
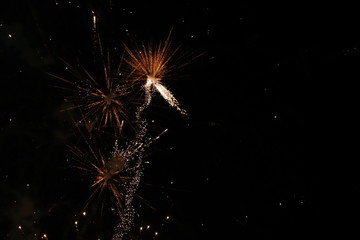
[1,1,359,239]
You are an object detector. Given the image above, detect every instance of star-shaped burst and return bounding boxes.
[123,31,190,116]
[49,36,139,133]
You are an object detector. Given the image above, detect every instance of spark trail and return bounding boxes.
[112,123,168,240]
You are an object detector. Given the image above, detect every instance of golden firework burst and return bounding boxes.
[123,31,192,116]
[123,32,179,83]
[49,39,137,133]
[69,139,131,213]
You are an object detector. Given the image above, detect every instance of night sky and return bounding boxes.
[1,1,360,239]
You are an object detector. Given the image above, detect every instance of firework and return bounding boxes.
[49,24,194,238]
[68,138,129,214]
[123,31,190,116]
[68,121,144,212]
[49,39,137,133]
[68,120,167,238]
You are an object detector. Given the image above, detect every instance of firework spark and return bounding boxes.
[123,31,189,116]
[49,40,136,133]
[111,124,168,240]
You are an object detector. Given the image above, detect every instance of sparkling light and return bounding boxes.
[48,39,134,132]
[123,31,195,117]
[92,10,96,30]
[49,27,195,240]
[70,121,167,239]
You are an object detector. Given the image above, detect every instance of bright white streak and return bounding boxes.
[145,77,187,117]
[155,83,187,116]
[144,78,154,106]
[92,11,97,30]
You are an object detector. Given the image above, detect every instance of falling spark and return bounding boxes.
[123,31,193,116]
[112,124,168,239]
